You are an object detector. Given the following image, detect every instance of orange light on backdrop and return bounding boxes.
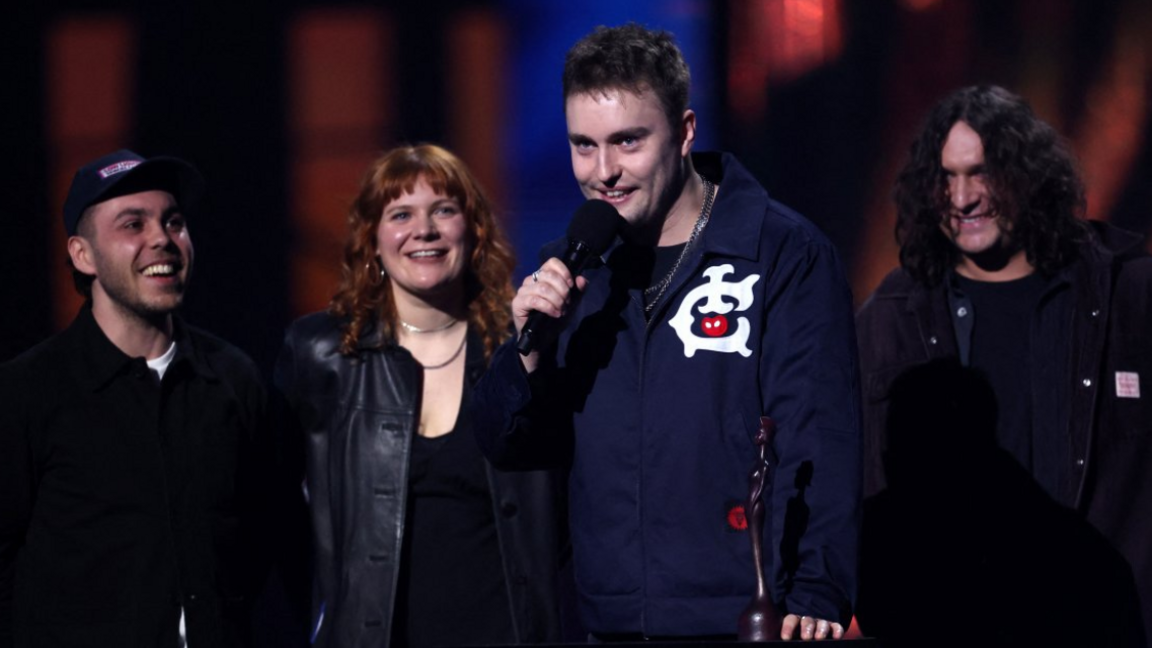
[287,9,394,316]
[446,9,509,212]
[849,0,974,305]
[899,0,942,11]
[46,16,136,330]
[728,0,844,124]
[1071,1,1150,226]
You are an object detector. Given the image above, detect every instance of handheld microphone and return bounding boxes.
[516,200,623,355]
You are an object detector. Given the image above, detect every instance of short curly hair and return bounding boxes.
[329,144,516,359]
[894,85,1089,286]
[563,22,691,131]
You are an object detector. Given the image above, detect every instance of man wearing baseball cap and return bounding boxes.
[0,150,271,647]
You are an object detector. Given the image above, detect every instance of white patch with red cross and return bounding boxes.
[668,264,761,358]
[1116,372,1141,399]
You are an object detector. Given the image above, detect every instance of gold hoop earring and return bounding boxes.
[367,258,386,286]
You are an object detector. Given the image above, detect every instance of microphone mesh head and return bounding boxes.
[567,200,623,255]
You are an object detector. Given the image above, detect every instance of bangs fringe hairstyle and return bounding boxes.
[329,144,516,359]
[894,85,1089,286]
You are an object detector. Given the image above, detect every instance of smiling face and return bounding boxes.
[939,120,1030,279]
[69,189,193,322]
[565,88,694,234]
[375,177,472,307]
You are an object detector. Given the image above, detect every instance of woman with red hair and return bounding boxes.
[276,145,567,648]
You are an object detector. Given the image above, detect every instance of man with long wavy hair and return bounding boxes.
[856,85,1152,643]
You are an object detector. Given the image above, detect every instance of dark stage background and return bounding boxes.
[3,0,1150,376]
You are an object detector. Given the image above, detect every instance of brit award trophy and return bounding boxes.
[737,416,783,642]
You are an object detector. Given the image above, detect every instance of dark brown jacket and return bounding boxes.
[856,222,1152,643]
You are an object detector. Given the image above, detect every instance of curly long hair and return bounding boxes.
[329,144,516,359]
[894,85,1089,286]
[563,22,691,131]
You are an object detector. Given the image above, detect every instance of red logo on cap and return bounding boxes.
[98,160,141,179]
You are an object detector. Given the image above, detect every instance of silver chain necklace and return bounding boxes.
[399,318,459,334]
[643,175,715,315]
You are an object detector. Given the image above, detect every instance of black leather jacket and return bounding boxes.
[275,312,567,648]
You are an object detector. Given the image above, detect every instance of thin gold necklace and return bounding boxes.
[419,332,467,370]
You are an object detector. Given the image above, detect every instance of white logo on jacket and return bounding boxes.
[668,264,760,357]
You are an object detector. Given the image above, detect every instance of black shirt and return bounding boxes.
[957,273,1047,477]
[0,303,270,647]
[643,242,687,312]
[391,387,513,648]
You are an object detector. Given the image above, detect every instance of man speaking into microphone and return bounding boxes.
[473,23,861,642]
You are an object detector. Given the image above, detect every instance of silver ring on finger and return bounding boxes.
[532,270,540,283]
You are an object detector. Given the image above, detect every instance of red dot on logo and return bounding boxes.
[727,504,748,530]
[702,315,729,337]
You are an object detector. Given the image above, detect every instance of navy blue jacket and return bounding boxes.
[473,153,861,636]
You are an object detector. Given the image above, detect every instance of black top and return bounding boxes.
[642,242,688,311]
[957,272,1048,478]
[277,314,572,648]
[0,303,270,647]
[391,385,514,648]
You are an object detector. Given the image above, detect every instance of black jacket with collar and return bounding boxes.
[0,303,271,647]
[856,221,1152,641]
[274,312,569,648]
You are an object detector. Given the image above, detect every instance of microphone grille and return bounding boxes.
[567,200,623,255]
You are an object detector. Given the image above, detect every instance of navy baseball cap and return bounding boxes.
[63,149,205,236]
